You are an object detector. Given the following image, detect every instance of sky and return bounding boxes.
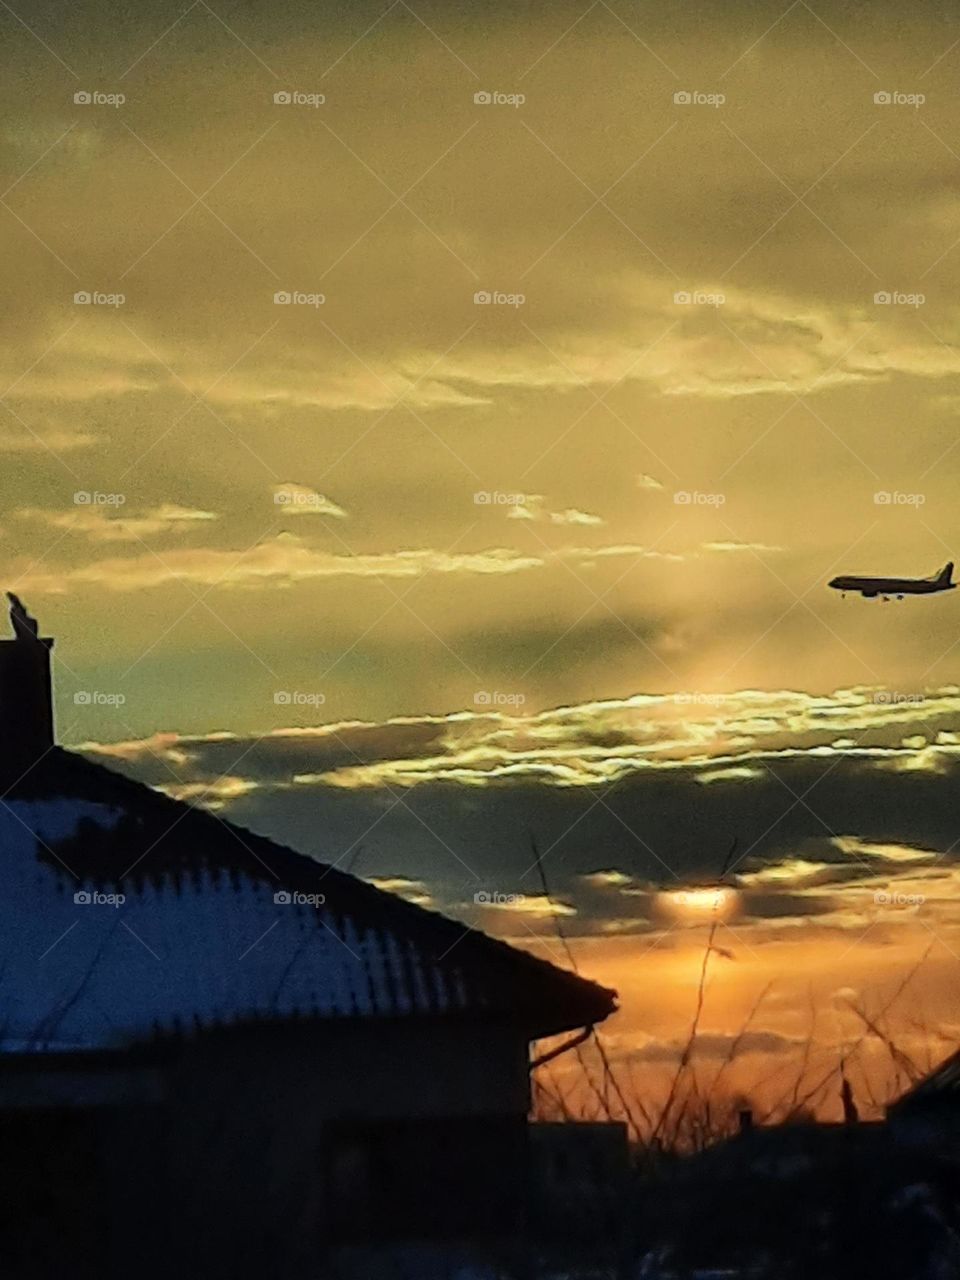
[5,0,960,1123]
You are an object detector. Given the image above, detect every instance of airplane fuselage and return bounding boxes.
[828,575,955,597]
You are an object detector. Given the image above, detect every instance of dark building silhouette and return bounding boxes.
[0,601,617,1278]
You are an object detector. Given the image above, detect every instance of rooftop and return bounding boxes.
[0,599,616,1051]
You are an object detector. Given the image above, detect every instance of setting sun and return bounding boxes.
[657,886,740,923]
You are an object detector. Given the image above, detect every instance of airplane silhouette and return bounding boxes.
[828,562,955,601]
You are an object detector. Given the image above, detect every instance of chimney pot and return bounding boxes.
[0,593,55,777]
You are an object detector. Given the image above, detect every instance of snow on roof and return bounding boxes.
[0,749,615,1051]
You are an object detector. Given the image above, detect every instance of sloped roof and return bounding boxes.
[889,1049,960,1113]
[0,747,616,1051]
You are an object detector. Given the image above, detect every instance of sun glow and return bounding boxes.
[657,885,740,923]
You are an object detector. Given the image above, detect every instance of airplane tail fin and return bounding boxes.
[939,561,954,586]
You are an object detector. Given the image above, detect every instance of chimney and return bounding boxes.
[0,594,55,777]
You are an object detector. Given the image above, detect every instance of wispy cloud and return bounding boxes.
[16,503,218,543]
[272,483,348,519]
[550,508,605,527]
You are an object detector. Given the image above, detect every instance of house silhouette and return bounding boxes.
[0,600,617,1278]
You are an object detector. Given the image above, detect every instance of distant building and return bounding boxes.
[0,610,617,1278]
[639,1110,960,1278]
